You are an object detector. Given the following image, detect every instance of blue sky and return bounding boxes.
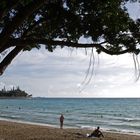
[0,2,140,97]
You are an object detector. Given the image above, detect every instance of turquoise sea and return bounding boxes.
[0,98,140,134]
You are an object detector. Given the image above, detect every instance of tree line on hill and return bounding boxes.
[0,86,32,98]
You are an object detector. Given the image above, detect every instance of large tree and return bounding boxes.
[0,0,140,75]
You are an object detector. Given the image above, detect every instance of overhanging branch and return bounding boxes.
[9,38,132,55]
[0,46,22,75]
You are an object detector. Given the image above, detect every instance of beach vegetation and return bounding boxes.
[0,86,32,98]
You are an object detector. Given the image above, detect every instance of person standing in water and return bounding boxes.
[60,114,64,129]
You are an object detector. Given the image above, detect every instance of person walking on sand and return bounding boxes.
[60,114,64,129]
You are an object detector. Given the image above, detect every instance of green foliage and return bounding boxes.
[0,0,140,74]
[0,86,32,98]
[0,0,139,52]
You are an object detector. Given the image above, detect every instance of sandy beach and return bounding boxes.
[0,120,139,140]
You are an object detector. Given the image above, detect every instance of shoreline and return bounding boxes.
[0,119,140,140]
[0,98,140,137]
[1,118,140,135]
[1,118,140,136]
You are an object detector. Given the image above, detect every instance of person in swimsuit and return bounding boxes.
[60,114,64,129]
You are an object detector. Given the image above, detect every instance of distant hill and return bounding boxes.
[0,86,32,98]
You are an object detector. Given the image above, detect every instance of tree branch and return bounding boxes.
[8,38,132,55]
[0,46,22,75]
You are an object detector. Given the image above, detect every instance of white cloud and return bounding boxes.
[0,82,5,89]
[126,2,140,19]
[1,46,140,98]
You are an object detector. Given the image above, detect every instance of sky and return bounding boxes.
[0,2,140,98]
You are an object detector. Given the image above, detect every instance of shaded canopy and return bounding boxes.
[0,0,140,75]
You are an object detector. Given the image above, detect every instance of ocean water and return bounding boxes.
[0,98,140,134]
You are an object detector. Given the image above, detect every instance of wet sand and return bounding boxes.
[0,120,140,140]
